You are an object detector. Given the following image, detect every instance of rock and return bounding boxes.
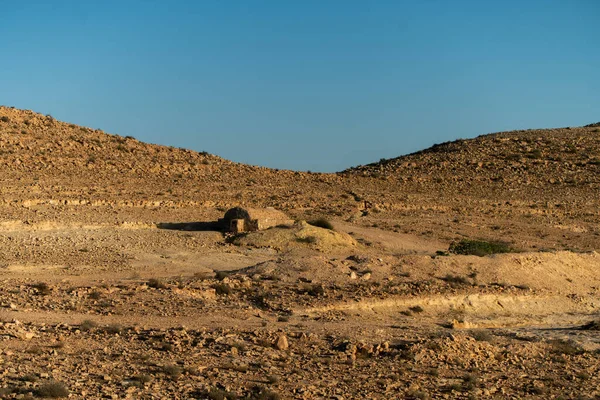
[451,319,475,329]
[19,331,35,340]
[275,335,289,351]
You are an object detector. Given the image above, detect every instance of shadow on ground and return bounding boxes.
[156,221,223,231]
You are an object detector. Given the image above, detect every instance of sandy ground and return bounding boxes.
[1,205,599,399]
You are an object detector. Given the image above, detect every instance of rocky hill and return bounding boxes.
[0,106,345,212]
[3,105,598,200]
[0,105,244,179]
[344,125,600,194]
[1,105,599,252]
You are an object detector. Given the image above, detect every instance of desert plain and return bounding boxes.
[0,106,599,399]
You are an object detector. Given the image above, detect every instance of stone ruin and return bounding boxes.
[221,207,293,234]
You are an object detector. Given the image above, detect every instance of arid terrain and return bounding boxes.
[0,105,599,399]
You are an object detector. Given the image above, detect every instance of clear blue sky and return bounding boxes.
[1,1,598,172]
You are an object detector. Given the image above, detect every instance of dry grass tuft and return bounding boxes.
[36,381,69,398]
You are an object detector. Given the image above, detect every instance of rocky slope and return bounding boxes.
[345,125,600,194]
[0,106,349,215]
[1,105,599,252]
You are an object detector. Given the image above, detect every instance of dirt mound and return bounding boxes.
[231,220,357,252]
[424,250,600,297]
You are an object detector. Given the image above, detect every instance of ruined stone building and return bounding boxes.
[221,207,292,233]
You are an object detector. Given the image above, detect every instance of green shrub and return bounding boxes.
[449,239,513,256]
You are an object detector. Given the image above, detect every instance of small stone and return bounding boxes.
[275,335,289,351]
[349,272,357,280]
[19,331,35,340]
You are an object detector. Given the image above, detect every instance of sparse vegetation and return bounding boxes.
[162,364,183,379]
[20,373,38,382]
[470,329,494,342]
[462,373,478,390]
[549,339,582,356]
[205,387,238,400]
[148,278,167,289]
[132,374,152,385]
[409,305,424,313]
[88,290,102,300]
[80,319,98,331]
[215,271,231,281]
[296,236,318,244]
[406,389,429,399]
[300,283,325,296]
[104,324,123,334]
[449,239,514,256]
[26,346,44,354]
[440,274,470,286]
[32,282,51,296]
[249,386,281,400]
[36,381,69,398]
[526,149,542,159]
[213,283,232,295]
[160,342,174,352]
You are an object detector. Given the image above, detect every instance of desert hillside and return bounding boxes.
[2,106,598,252]
[0,106,599,399]
[347,124,600,192]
